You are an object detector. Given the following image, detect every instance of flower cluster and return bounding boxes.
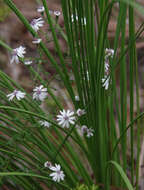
[44,162,65,182]
[102,48,114,90]
[56,108,94,138]
[7,85,48,102]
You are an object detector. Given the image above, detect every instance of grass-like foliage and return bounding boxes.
[0,0,144,189]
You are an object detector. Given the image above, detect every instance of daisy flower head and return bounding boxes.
[44,161,52,169]
[49,164,65,182]
[86,128,94,138]
[81,125,94,138]
[76,108,86,117]
[33,85,48,101]
[54,10,61,17]
[57,109,75,128]
[39,120,51,128]
[7,90,25,101]
[37,6,45,13]
[81,125,88,134]
[10,46,26,64]
[32,38,42,44]
[30,17,44,32]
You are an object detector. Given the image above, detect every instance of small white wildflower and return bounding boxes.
[81,125,94,138]
[49,164,65,182]
[57,109,75,128]
[37,6,45,13]
[30,17,44,32]
[24,60,32,65]
[10,46,26,64]
[7,90,25,101]
[32,38,42,44]
[102,76,110,90]
[75,96,80,101]
[105,48,114,59]
[86,128,94,138]
[44,161,52,168]
[39,120,51,128]
[33,85,48,101]
[81,125,88,134]
[54,11,61,16]
[76,108,86,116]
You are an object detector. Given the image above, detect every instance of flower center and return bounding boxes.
[56,170,61,175]
[37,89,41,95]
[13,90,18,96]
[31,20,36,26]
[64,116,69,121]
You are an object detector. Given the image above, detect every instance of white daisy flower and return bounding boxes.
[33,85,48,101]
[44,161,52,168]
[24,60,32,65]
[37,6,45,13]
[102,76,110,90]
[32,38,42,44]
[39,120,51,128]
[7,90,25,101]
[86,128,94,138]
[30,17,44,32]
[57,109,75,128]
[76,108,86,116]
[49,164,65,182]
[54,11,61,16]
[10,46,26,64]
[81,125,94,138]
[81,125,88,134]
[75,95,80,101]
